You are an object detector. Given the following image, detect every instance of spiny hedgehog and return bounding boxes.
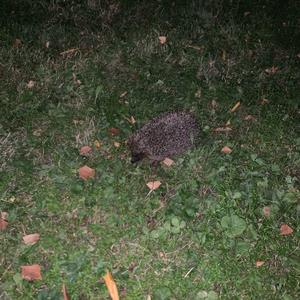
[128,111,199,163]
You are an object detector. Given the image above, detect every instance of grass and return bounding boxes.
[0,0,299,299]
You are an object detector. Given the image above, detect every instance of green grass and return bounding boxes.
[0,1,299,299]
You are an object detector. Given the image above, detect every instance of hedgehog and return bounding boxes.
[128,111,199,163]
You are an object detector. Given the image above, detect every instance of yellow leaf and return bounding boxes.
[103,271,119,300]
[94,140,101,148]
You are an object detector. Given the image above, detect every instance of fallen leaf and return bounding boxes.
[159,36,167,44]
[62,283,70,300]
[13,38,22,48]
[230,101,241,112]
[119,91,128,98]
[1,211,8,220]
[265,66,278,74]
[125,116,136,124]
[108,128,120,136]
[94,140,101,148]
[21,265,42,281]
[263,206,271,217]
[103,271,119,300]
[213,127,232,133]
[146,181,161,191]
[80,145,92,155]
[221,146,232,154]
[79,165,95,180]
[113,141,121,148]
[0,218,8,230]
[256,261,265,267]
[280,224,293,236]
[26,80,35,89]
[162,158,174,167]
[244,115,256,121]
[23,233,40,245]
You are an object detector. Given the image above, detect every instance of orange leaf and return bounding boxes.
[62,283,70,300]
[103,271,119,300]
[21,264,42,281]
[146,181,161,191]
[80,145,92,155]
[213,127,232,133]
[263,206,270,217]
[221,146,232,154]
[108,128,120,136]
[256,261,265,267]
[162,158,174,167]
[280,224,293,236]
[230,101,241,112]
[94,140,101,149]
[0,218,8,230]
[79,165,95,180]
[159,36,167,44]
[23,233,40,245]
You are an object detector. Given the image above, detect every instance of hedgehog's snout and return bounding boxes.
[131,152,145,163]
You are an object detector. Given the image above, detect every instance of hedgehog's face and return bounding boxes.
[128,135,146,163]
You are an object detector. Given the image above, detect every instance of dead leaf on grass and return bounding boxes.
[113,141,121,148]
[162,158,174,167]
[280,224,293,236]
[27,80,35,89]
[0,218,8,230]
[230,101,240,112]
[263,206,271,217]
[103,271,119,300]
[80,145,92,155]
[146,181,161,191]
[255,261,265,267]
[62,283,70,300]
[108,128,120,136]
[79,165,95,180]
[221,146,232,154]
[159,36,167,44]
[125,116,136,125]
[23,233,40,245]
[21,264,42,281]
[94,140,101,148]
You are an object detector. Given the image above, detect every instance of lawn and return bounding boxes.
[0,1,299,299]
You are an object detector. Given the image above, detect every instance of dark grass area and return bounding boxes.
[0,1,299,299]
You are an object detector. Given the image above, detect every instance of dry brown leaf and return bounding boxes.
[230,101,241,112]
[23,233,40,245]
[62,283,70,300]
[280,224,293,236]
[0,218,8,230]
[79,165,95,180]
[159,36,167,44]
[244,115,256,121]
[213,127,232,133]
[125,116,136,125]
[1,211,8,220]
[113,141,121,148]
[146,181,161,191]
[21,265,42,281]
[265,66,278,74]
[13,38,22,48]
[80,145,92,155]
[162,158,174,167]
[27,80,35,89]
[119,91,128,98]
[103,271,119,300]
[94,140,101,149]
[256,261,265,267]
[221,146,232,154]
[108,128,120,136]
[263,206,271,217]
